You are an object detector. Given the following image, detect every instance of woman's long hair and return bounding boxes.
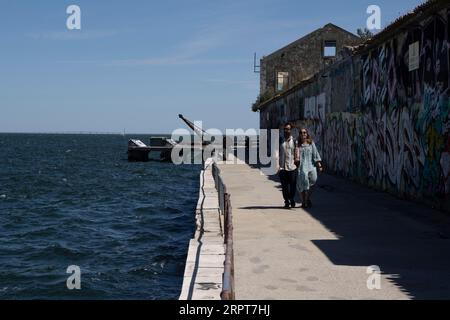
[297,128,313,145]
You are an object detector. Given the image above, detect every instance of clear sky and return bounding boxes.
[0,0,425,134]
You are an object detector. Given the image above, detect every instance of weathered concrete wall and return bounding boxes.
[260,24,361,94]
[259,5,450,212]
[179,159,225,300]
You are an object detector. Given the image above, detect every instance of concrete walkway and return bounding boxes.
[218,163,450,300]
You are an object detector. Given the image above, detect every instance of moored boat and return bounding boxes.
[127,139,151,162]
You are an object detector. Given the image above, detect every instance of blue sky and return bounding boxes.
[0,0,424,133]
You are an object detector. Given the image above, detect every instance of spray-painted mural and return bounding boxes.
[320,10,450,205]
[259,6,450,210]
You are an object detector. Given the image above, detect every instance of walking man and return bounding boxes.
[277,123,297,208]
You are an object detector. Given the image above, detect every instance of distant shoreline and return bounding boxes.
[0,132,260,136]
[0,132,172,136]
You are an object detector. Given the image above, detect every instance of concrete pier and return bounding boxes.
[179,159,225,300]
[217,162,450,300]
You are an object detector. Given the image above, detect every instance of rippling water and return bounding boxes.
[0,133,200,299]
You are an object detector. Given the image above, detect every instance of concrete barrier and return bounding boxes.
[179,158,226,300]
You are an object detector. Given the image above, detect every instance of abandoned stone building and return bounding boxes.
[259,23,362,96]
[252,0,450,212]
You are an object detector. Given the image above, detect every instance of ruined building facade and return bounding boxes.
[254,0,450,212]
[260,23,361,95]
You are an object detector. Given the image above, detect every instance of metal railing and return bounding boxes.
[211,162,235,300]
[212,163,226,215]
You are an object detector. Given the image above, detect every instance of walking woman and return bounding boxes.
[295,129,323,208]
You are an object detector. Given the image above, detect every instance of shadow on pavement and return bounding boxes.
[245,157,450,299]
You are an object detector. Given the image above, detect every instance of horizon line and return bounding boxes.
[0,131,173,136]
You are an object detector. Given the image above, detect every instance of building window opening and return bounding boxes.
[324,40,337,57]
[277,72,289,91]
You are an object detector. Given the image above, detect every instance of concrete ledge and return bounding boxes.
[179,159,225,300]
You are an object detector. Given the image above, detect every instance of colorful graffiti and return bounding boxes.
[307,9,450,204]
[334,10,450,201]
[301,93,326,152]
[260,7,450,210]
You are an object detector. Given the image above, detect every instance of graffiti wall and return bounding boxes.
[321,8,450,208]
[259,6,450,211]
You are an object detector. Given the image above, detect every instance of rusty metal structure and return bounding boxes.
[212,163,235,300]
